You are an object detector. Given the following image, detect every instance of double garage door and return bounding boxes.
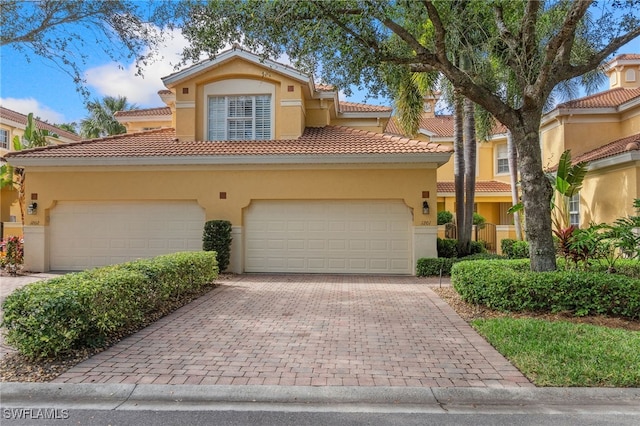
[50,200,413,274]
[245,200,412,274]
[49,201,205,270]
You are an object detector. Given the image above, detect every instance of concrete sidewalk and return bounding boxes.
[2,383,639,414]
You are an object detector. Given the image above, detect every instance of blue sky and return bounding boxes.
[1,24,640,127]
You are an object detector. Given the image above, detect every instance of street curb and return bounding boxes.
[1,384,639,413]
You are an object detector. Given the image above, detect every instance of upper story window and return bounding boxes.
[496,144,509,174]
[208,95,272,141]
[569,193,580,227]
[625,68,636,82]
[0,129,9,149]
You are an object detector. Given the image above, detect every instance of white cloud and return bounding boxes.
[0,97,65,124]
[84,28,204,107]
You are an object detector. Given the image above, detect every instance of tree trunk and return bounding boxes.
[461,97,476,256]
[511,117,556,272]
[453,95,466,253]
[507,130,523,240]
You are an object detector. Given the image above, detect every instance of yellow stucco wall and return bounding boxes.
[579,162,639,225]
[24,164,440,229]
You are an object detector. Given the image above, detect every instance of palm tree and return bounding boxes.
[80,96,137,138]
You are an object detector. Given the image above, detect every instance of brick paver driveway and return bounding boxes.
[54,275,532,387]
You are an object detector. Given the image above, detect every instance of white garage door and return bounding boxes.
[50,201,205,270]
[245,200,412,274]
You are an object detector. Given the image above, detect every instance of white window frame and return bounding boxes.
[208,95,271,141]
[495,143,509,175]
[625,68,636,82]
[0,128,8,149]
[569,193,580,227]
[202,79,276,141]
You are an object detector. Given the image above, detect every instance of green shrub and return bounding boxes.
[502,239,529,258]
[437,210,453,225]
[1,252,218,359]
[437,238,458,258]
[203,220,233,272]
[417,258,457,276]
[469,240,487,255]
[416,253,506,277]
[451,259,639,319]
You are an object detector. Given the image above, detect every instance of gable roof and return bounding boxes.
[438,180,511,194]
[0,106,82,141]
[6,126,452,167]
[162,48,312,88]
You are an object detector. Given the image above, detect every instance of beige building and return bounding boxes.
[6,49,452,274]
[1,107,81,239]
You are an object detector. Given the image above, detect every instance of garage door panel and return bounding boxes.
[50,201,204,271]
[245,200,411,274]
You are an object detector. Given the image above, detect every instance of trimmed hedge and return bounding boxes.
[417,253,506,277]
[203,220,233,272]
[501,239,530,259]
[1,252,218,359]
[451,259,640,319]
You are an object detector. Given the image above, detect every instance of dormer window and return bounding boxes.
[208,95,271,141]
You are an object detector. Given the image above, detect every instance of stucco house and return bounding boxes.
[5,49,452,274]
[1,107,81,240]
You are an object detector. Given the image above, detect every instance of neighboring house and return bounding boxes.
[385,53,640,252]
[541,54,640,227]
[0,107,81,239]
[385,93,517,253]
[6,49,452,274]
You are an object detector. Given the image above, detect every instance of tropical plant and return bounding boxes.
[549,150,588,232]
[437,210,453,225]
[80,96,137,138]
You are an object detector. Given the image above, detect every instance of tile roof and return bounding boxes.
[113,107,172,117]
[610,53,640,61]
[339,101,392,113]
[556,87,640,109]
[0,107,82,141]
[570,133,640,165]
[315,84,335,91]
[6,126,452,161]
[438,181,512,193]
[386,115,507,138]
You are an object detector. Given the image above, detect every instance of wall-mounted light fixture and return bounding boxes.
[27,202,38,215]
[422,200,430,215]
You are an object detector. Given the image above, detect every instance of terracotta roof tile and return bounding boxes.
[0,107,82,141]
[6,126,452,160]
[386,115,507,138]
[438,181,511,193]
[570,133,640,164]
[315,84,335,91]
[556,87,640,109]
[114,107,172,117]
[339,101,392,113]
[609,53,640,61]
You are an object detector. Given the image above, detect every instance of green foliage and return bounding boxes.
[437,210,453,225]
[80,96,136,138]
[472,212,486,227]
[416,253,505,277]
[550,150,589,232]
[1,252,218,359]
[437,238,486,259]
[203,220,233,272]
[473,318,640,387]
[452,260,640,319]
[501,239,530,259]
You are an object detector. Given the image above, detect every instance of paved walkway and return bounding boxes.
[49,275,532,388]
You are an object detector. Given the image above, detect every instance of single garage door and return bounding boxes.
[245,200,412,274]
[50,201,205,270]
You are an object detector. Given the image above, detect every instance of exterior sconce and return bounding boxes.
[27,202,38,215]
[422,201,430,215]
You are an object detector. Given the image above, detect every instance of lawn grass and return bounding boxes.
[472,318,640,387]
